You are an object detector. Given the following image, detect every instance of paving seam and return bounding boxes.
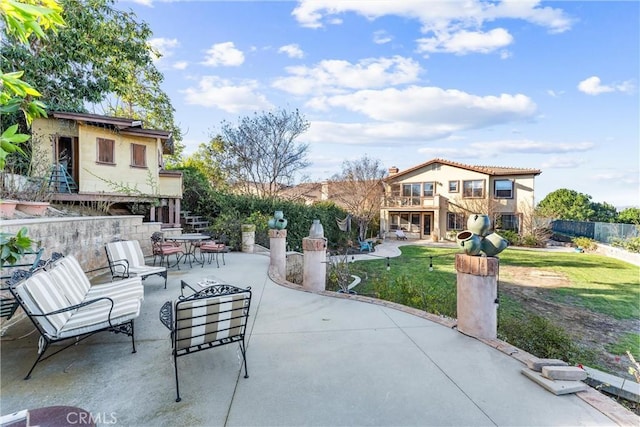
[378,305,499,426]
[224,272,269,426]
[266,263,638,425]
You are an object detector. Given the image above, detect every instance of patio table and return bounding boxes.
[166,234,211,268]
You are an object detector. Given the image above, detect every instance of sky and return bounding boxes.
[117,0,639,208]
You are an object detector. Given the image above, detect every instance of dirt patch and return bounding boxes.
[499,266,639,380]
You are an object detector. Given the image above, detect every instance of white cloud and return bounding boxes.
[292,1,571,58]
[181,76,273,113]
[292,1,573,34]
[304,121,455,145]
[578,76,635,95]
[592,170,639,185]
[130,0,153,6]
[173,61,188,70]
[278,44,305,58]
[272,55,422,95]
[542,156,587,169]
[306,86,536,126]
[471,140,594,154]
[373,30,393,44]
[148,37,179,61]
[202,42,245,67]
[417,28,514,55]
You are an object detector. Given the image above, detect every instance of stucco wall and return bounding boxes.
[1,216,163,275]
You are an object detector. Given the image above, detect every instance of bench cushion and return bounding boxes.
[85,277,144,302]
[58,297,141,338]
[175,294,249,351]
[15,271,73,336]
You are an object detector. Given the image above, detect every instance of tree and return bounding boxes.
[185,135,230,190]
[618,207,640,225]
[589,201,618,223]
[214,109,310,198]
[1,0,182,154]
[536,189,595,221]
[330,155,386,241]
[0,0,65,169]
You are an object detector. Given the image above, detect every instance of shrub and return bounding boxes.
[520,234,545,247]
[498,311,588,363]
[572,236,597,251]
[500,230,520,245]
[611,237,640,253]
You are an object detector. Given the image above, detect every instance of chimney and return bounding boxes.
[388,166,399,175]
[321,180,329,200]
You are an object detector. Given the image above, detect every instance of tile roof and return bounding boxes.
[384,158,541,181]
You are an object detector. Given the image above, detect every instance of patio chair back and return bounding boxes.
[105,240,146,269]
[160,283,252,402]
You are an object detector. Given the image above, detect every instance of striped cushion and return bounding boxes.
[175,293,249,351]
[15,271,72,335]
[59,298,141,338]
[53,255,91,294]
[127,265,166,277]
[48,264,86,307]
[85,277,144,302]
[106,241,146,268]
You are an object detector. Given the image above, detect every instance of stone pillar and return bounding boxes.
[241,224,256,253]
[302,237,327,292]
[455,254,498,339]
[269,229,287,279]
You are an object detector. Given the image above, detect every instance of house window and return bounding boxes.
[495,213,519,231]
[449,181,459,193]
[131,143,147,168]
[462,180,484,198]
[391,213,421,232]
[494,179,513,199]
[447,212,465,230]
[423,182,435,197]
[402,183,421,205]
[96,138,115,164]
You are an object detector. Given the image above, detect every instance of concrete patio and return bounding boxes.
[0,246,634,426]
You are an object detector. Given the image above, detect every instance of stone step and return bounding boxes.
[542,366,588,381]
[521,369,587,395]
[526,358,568,372]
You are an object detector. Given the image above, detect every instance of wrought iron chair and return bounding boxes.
[105,240,168,288]
[199,242,227,268]
[150,232,184,269]
[159,282,252,402]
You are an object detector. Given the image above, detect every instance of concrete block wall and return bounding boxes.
[1,216,162,275]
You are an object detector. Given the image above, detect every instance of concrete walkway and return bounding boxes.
[0,248,634,426]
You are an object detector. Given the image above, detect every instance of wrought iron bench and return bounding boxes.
[105,240,168,288]
[8,254,143,379]
[159,282,252,402]
[1,248,44,320]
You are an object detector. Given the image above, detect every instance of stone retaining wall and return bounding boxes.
[2,216,166,274]
[595,243,640,267]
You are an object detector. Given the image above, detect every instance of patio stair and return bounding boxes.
[181,211,209,233]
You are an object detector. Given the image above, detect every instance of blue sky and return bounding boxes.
[117,0,639,208]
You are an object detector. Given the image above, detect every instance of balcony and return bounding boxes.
[383,195,445,209]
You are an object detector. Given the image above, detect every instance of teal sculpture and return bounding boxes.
[456,214,508,257]
[268,210,288,230]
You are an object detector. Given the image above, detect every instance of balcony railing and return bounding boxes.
[383,196,442,208]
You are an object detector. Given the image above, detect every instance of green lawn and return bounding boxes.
[346,245,639,364]
[498,249,640,319]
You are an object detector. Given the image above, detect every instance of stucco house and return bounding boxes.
[380,159,541,240]
[31,112,182,227]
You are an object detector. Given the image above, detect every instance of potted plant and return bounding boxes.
[0,227,34,268]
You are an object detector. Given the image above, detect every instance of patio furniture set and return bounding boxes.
[2,236,248,403]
